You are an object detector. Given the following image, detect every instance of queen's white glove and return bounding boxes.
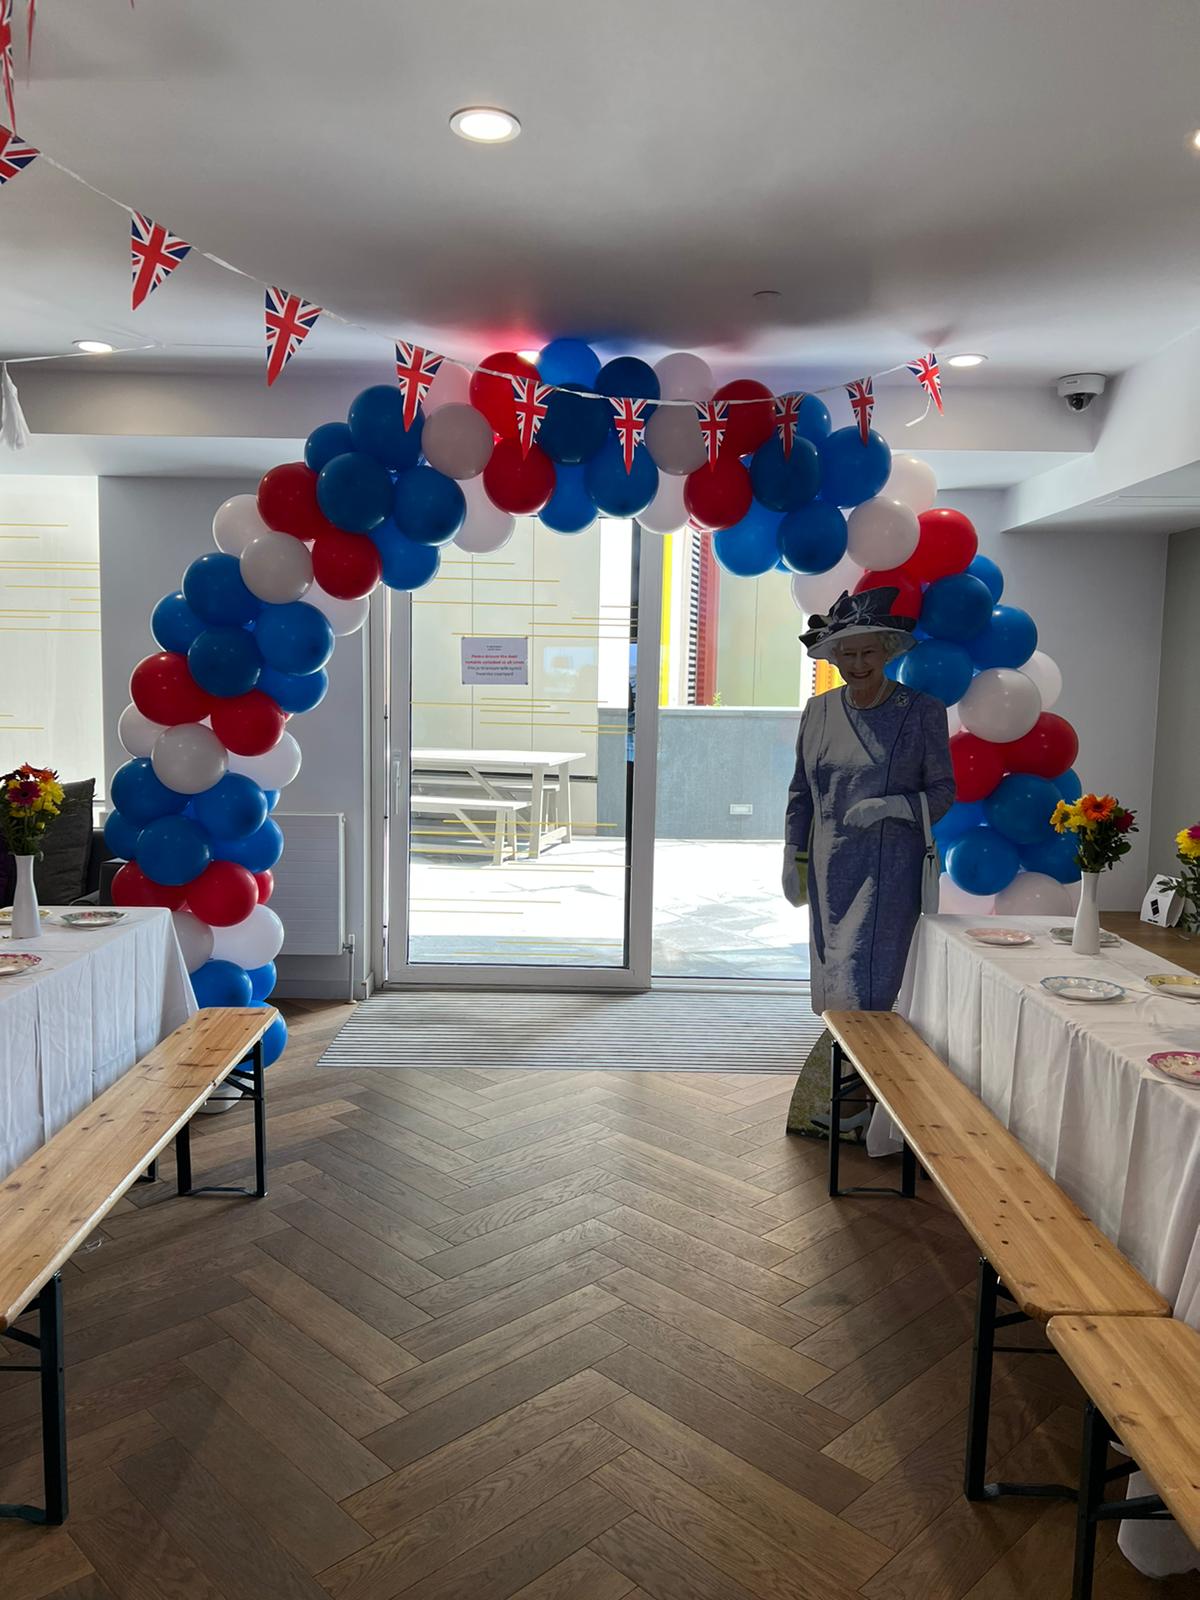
[844,795,914,829]
[782,844,809,908]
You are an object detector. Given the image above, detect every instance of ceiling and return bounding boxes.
[4,0,1200,389]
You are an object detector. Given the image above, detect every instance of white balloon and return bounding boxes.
[229,730,301,789]
[946,704,963,738]
[653,352,715,403]
[644,406,707,476]
[958,668,1042,743]
[938,874,995,916]
[421,403,494,479]
[306,581,369,636]
[211,903,285,968]
[846,497,920,571]
[151,723,228,795]
[885,455,938,515]
[455,474,515,554]
[213,494,271,557]
[790,553,863,614]
[118,702,165,758]
[638,475,689,535]
[172,909,214,974]
[1021,650,1062,711]
[240,530,313,604]
[423,359,471,413]
[993,871,1072,917]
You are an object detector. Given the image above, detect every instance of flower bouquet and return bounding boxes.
[1,764,65,939]
[1050,792,1137,954]
[1164,823,1200,936]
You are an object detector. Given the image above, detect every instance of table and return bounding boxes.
[410,748,586,858]
[0,907,195,1181]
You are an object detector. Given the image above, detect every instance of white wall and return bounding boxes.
[1149,526,1200,878]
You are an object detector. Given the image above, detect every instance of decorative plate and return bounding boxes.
[967,927,1035,947]
[0,906,52,923]
[1148,1051,1200,1086]
[1040,975,1126,1003]
[0,952,42,977]
[1145,974,1200,1002]
[1050,926,1120,947]
[59,910,126,928]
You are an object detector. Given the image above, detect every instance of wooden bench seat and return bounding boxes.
[410,794,529,863]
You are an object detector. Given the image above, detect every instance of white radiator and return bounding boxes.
[272,812,346,956]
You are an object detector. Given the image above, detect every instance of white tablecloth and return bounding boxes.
[0,907,195,1181]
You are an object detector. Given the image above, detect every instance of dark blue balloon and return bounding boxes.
[371,520,441,590]
[257,1009,289,1066]
[254,601,334,675]
[192,772,268,842]
[793,392,832,444]
[932,799,986,850]
[188,627,262,698]
[945,826,1021,896]
[151,591,205,654]
[103,808,142,861]
[1057,768,1082,803]
[263,789,280,813]
[970,605,1038,670]
[1020,830,1081,884]
[819,427,892,508]
[584,436,658,517]
[540,465,597,534]
[778,501,848,574]
[538,338,600,388]
[968,554,1004,603]
[191,959,254,1008]
[347,385,424,470]
[247,960,277,1003]
[984,773,1063,846]
[317,451,394,533]
[897,639,975,704]
[215,816,284,873]
[884,657,904,682]
[259,664,328,714]
[537,384,610,464]
[712,502,783,577]
[750,435,821,512]
[182,553,261,627]
[919,573,994,642]
[392,465,466,547]
[594,356,660,405]
[110,759,188,826]
[304,420,355,473]
[136,815,212,886]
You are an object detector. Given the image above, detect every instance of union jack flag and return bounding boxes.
[395,341,444,430]
[695,400,727,469]
[905,352,944,414]
[846,377,874,445]
[773,392,804,459]
[610,397,648,474]
[0,124,37,186]
[511,375,552,458]
[264,287,322,387]
[129,212,192,311]
[0,1,15,131]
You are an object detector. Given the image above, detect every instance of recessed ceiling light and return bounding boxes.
[517,349,540,363]
[1189,128,1200,151]
[947,353,987,368]
[752,289,781,301]
[73,339,114,354]
[450,107,521,144]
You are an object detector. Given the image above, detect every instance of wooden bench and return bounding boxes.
[1048,1315,1200,1600]
[823,1010,1170,1503]
[0,1006,276,1527]
[410,794,529,864]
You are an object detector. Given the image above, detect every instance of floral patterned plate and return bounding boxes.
[0,906,52,923]
[1050,926,1120,947]
[59,910,126,928]
[967,927,1034,947]
[0,952,42,977]
[1145,974,1200,1003]
[1040,975,1126,1003]
[1147,1051,1200,1086]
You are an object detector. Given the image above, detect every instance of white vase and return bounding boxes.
[1072,870,1101,956]
[11,853,41,941]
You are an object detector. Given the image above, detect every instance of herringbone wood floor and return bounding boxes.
[1,1000,1193,1600]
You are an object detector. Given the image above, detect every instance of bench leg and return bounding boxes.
[0,1273,67,1525]
[964,1256,998,1499]
[1072,1403,1110,1600]
[175,1041,267,1199]
[828,1040,916,1200]
[135,1157,158,1184]
[176,1119,193,1196]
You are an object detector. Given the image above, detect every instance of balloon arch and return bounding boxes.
[106,339,1080,1063]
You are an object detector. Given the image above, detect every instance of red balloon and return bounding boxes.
[186,860,259,927]
[257,462,330,541]
[253,870,274,904]
[910,508,978,582]
[130,652,211,726]
[950,731,1006,802]
[712,379,775,456]
[998,713,1079,780]
[853,569,923,621]
[683,456,753,530]
[311,528,383,600]
[111,861,189,911]
[469,352,539,440]
[210,690,286,757]
[482,439,556,514]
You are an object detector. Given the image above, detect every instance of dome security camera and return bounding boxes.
[1057,374,1107,412]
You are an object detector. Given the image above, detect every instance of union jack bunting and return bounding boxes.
[905,351,944,414]
[0,124,37,186]
[846,377,874,445]
[773,392,804,459]
[130,212,192,310]
[610,397,648,474]
[0,1,15,130]
[394,341,444,430]
[511,375,552,458]
[264,287,322,387]
[695,400,728,468]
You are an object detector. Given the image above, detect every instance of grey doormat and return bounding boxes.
[317,988,823,1074]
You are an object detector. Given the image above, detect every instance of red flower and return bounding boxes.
[1114,809,1135,834]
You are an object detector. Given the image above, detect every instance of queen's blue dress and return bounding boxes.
[785,685,955,1013]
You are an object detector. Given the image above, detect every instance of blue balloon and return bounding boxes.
[152,591,205,655]
[712,502,784,577]
[792,392,832,445]
[919,573,994,643]
[254,601,334,675]
[584,436,658,517]
[595,357,659,406]
[347,385,424,470]
[191,959,254,1009]
[778,501,848,574]
[103,808,142,861]
[970,605,1038,670]
[247,960,277,1003]
[182,553,261,628]
[750,435,821,512]
[537,385,610,464]
[540,465,597,534]
[256,1008,289,1066]
[897,639,975,704]
[188,627,262,698]
[110,758,188,826]
[1020,831,1081,884]
[215,816,284,873]
[259,664,328,714]
[371,520,441,590]
[1057,768,1082,803]
[317,451,394,534]
[538,338,600,388]
[984,773,1063,846]
[819,428,892,508]
[884,657,904,682]
[263,789,280,813]
[392,465,466,547]
[945,827,1021,897]
[136,815,212,886]
[932,799,987,850]
[304,420,355,474]
[192,772,268,842]
[968,554,1004,603]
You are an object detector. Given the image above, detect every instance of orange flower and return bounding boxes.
[1079,794,1115,824]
